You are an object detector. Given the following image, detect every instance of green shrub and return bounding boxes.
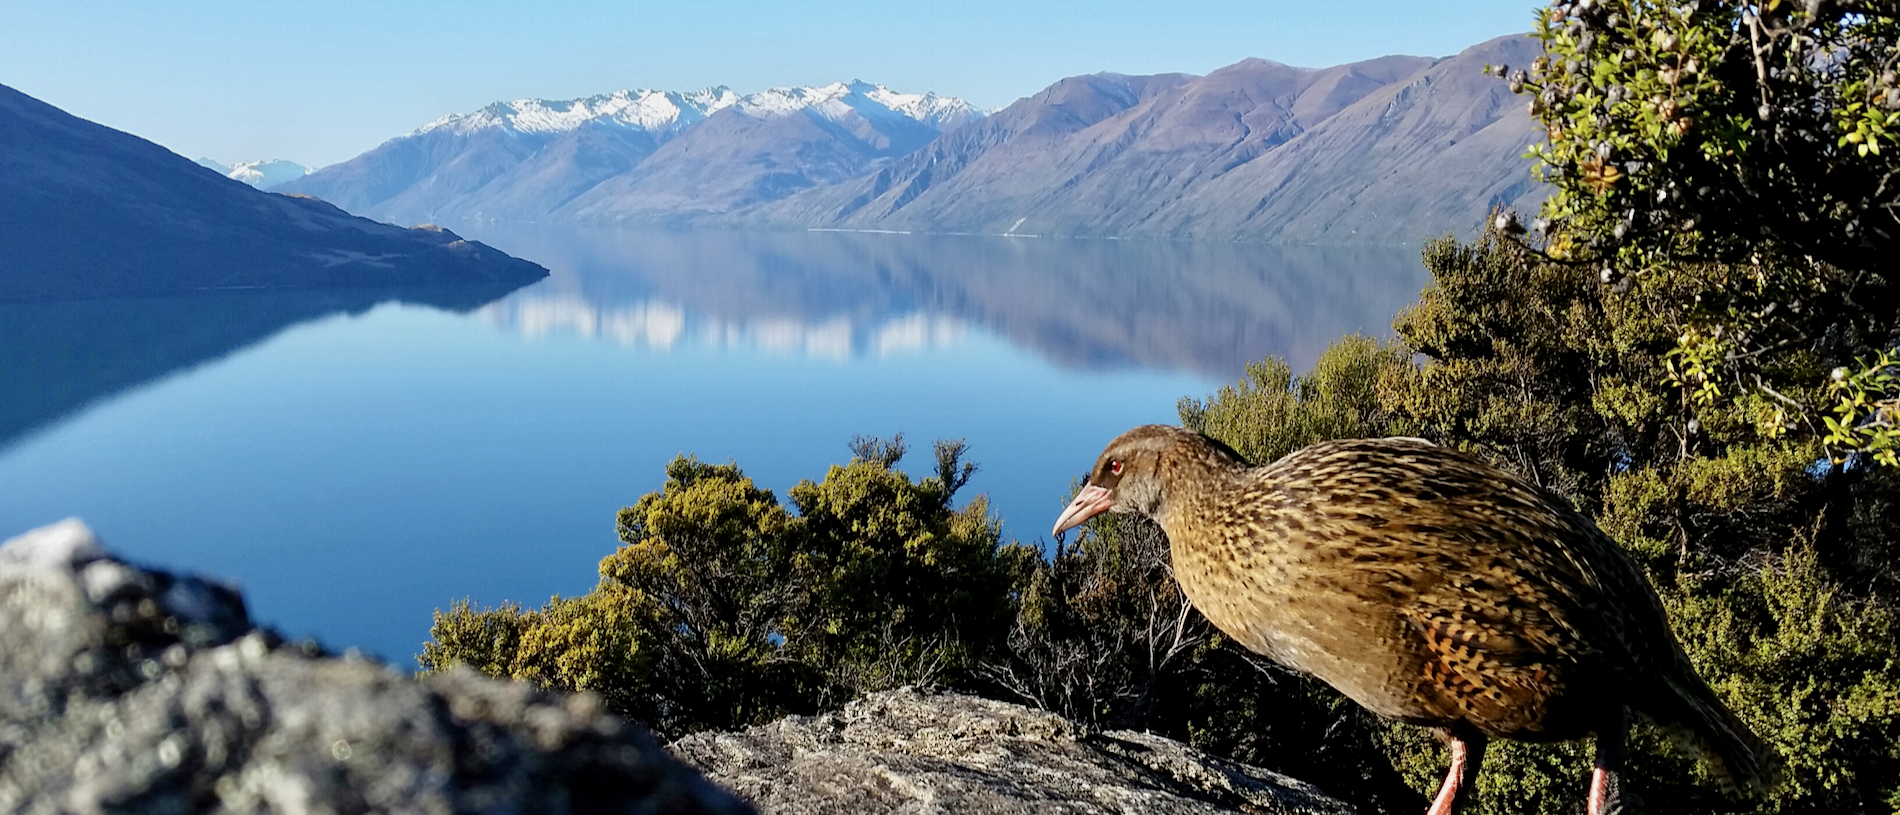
[421,437,1028,740]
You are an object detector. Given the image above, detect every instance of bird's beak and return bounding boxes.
[1052,484,1115,537]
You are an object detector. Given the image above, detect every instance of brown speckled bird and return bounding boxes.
[1052,425,1774,815]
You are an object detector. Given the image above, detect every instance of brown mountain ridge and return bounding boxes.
[749,34,1543,243]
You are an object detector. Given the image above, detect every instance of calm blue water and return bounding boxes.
[0,226,1429,665]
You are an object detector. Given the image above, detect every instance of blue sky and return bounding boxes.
[0,0,1538,167]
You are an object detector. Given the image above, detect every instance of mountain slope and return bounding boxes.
[754,35,1542,242]
[0,83,546,300]
[281,82,982,226]
[1134,35,1544,241]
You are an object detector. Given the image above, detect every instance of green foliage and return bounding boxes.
[418,590,663,720]
[1177,333,1413,466]
[601,456,809,734]
[1519,0,1898,273]
[1508,0,1900,466]
[1669,544,1900,813]
[1390,231,1645,500]
[422,438,1027,740]
[1824,350,1900,467]
[783,436,1025,697]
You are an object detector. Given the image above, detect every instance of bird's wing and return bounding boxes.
[1264,438,1637,727]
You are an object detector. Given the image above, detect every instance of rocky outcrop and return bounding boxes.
[0,519,750,814]
[672,686,1355,815]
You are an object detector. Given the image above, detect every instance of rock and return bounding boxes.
[0,519,752,815]
[671,686,1355,815]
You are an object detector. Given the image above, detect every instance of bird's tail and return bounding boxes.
[1646,670,1779,797]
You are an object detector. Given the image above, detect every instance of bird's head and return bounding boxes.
[1051,425,1222,537]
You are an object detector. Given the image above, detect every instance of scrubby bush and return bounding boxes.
[421,437,1030,740]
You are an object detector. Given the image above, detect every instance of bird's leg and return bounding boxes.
[1588,706,1629,815]
[1426,729,1487,815]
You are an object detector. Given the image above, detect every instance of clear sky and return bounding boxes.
[0,0,1539,168]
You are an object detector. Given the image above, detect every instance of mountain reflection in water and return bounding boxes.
[460,225,1430,376]
[0,281,533,452]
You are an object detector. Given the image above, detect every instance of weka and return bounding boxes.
[1051,425,1774,815]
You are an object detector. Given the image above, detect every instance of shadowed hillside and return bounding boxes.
[0,83,547,301]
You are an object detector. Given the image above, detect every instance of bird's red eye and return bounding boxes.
[1109,459,1123,476]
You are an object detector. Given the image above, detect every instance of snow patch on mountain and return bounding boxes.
[230,160,311,189]
[417,82,981,138]
[195,158,311,189]
[738,80,981,129]
[417,88,742,136]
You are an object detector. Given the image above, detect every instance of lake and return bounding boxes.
[0,226,1431,665]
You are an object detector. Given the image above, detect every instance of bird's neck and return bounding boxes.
[1150,444,1251,534]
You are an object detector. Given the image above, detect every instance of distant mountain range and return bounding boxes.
[282,35,1543,244]
[762,36,1543,243]
[195,157,312,189]
[278,82,983,225]
[0,83,546,300]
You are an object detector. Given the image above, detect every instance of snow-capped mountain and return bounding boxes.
[280,52,1541,244]
[230,159,311,188]
[415,87,742,137]
[735,81,980,129]
[279,82,982,225]
[195,157,312,189]
[754,37,1545,243]
[413,82,979,137]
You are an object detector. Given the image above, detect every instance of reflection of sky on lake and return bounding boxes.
[0,227,1429,666]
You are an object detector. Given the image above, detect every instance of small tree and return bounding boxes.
[1508,0,1900,464]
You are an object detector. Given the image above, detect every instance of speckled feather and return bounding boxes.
[1074,425,1773,792]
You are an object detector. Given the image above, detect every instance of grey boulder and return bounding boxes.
[672,686,1355,815]
[0,519,751,815]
